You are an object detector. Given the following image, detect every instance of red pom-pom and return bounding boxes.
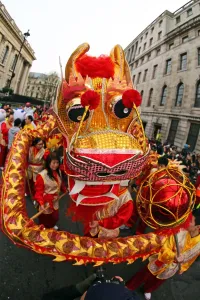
[122,89,142,108]
[81,90,100,110]
[76,55,114,79]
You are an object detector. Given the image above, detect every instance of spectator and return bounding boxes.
[158,156,169,169]
[24,115,35,130]
[8,118,21,150]
[0,111,14,169]
[42,274,139,300]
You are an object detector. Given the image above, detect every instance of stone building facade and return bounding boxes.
[125,0,200,152]
[0,1,36,95]
[25,72,60,103]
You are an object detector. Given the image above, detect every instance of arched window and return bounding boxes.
[194,80,200,108]
[175,83,184,107]
[147,88,153,106]
[10,54,18,70]
[140,90,144,98]
[160,85,167,106]
[1,45,9,64]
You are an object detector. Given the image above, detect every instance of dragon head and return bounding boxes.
[53,43,150,205]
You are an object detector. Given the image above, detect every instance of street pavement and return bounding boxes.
[0,193,200,300]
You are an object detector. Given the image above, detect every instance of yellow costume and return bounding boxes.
[148,230,200,279]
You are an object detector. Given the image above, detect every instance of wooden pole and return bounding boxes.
[174,234,181,272]
[17,192,67,237]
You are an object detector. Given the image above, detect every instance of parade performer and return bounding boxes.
[34,152,67,229]
[24,102,34,117]
[27,137,49,195]
[0,111,14,168]
[126,215,200,300]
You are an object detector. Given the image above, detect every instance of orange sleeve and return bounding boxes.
[34,175,45,206]
[98,200,134,229]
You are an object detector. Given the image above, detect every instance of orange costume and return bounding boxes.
[0,120,12,167]
[28,146,46,182]
[89,188,134,238]
[127,228,200,293]
[34,169,66,228]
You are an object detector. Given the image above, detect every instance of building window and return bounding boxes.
[186,123,200,151]
[160,85,167,106]
[132,75,136,84]
[157,48,161,55]
[147,88,153,107]
[165,59,172,74]
[140,36,143,43]
[141,57,144,64]
[198,30,200,36]
[149,38,153,46]
[36,93,39,98]
[135,61,139,68]
[27,86,29,89]
[148,53,151,61]
[187,8,192,17]
[137,72,141,84]
[145,32,148,39]
[158,31,162,40]
[151,27,154,33]
[138,47,141,55]
[167,120,179,144]
[38,86,40,91]
[175,83,184,107]
[198,48,200,66]
[159,20,163,27]
[194,80,200,107]
[1,45,9,65]
[152,65,158,79]
[182,35,188,43]
[169,43,174,50]
[143,43,146,51]
[140,90,144,98]
[180,53,187,70]
[143,69,148,82]
[176,16,181,24]
[10,54,18,70]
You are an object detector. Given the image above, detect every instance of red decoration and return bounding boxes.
[76,55,114,79]
[81,90,100,110]
[122,89,142,108]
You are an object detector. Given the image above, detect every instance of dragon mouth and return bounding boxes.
[69,178,129,206]
[96,170,127,177]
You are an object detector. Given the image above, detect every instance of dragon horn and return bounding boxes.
[65,43,90,83]
[110,44,132,86]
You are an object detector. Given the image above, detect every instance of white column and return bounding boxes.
[13,57,23,93]
[21,64,30,95]
[18,62,29,95]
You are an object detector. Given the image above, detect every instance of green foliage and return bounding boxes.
[2,87,14,95]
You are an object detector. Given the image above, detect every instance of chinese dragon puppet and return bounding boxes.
[0,43,196,265]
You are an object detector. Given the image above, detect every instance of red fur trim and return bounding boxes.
[67,201,103,225]
[122,89,142,108]
[76,55,114,79]
[81,90,100,110]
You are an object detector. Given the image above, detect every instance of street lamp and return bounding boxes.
[7,29,30,89]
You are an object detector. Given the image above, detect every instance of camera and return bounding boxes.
[93,267,124,286]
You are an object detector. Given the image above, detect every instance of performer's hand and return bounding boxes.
[89,221,99,228]
[176,254,184,263]
[40,205,45,210]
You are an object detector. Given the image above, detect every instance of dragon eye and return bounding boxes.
[112,98,132,119]
[67,104,89,123]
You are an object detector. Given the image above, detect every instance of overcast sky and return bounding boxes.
[5,0,187,74]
